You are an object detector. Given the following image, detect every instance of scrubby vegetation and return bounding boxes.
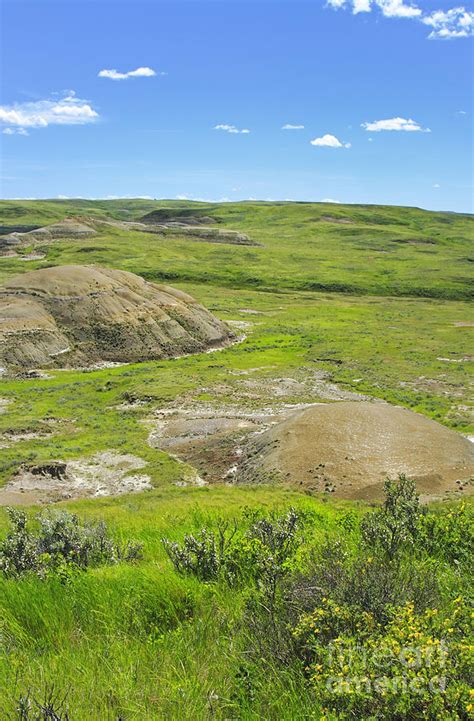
[1,481,472,719]
[0,508,142,579]
[158,478,473,720]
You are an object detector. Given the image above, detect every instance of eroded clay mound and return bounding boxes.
[238,401,474,501]
[7,218,97,242]
[0,265,233,369]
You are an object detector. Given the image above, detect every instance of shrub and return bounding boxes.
[0,508,142,579]
[419,502,474,566]
[162,508,306,588]
[162,519,239,582]
[293,597,473,720]
[361,475,422,559]
[288,540,440,624]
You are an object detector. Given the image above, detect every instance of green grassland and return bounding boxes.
[0,199,472,719]
[0,198,472,299]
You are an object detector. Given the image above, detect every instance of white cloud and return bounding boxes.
[310,133,351,148]
[361,117,430,132]
[433,183,441,188]
[321,198,342,203]
[327,0,420,17]
[214,124,250,134]
[98,66,160,80]
[282,123,305,130]
[2,127,29,136]
[104,194,154,200]
[377,0,421,18]
[326,0,473,38]
[0,92,98,132]
[422,8,474,39]
[353,0,372,13]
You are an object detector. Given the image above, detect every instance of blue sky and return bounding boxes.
[1,0,472,211]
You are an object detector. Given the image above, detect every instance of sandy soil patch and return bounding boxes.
[227,319,255,331]
[0,429,52,449]
[320,216,355,224]
[147,402,293,483]
[18,253,46,261]
[437,356,474,363]
[0,451,151,505]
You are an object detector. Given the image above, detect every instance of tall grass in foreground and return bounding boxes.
[0,483,472,720]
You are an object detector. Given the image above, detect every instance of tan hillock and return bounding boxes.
[0,265,233,369]
[238,401,474,501]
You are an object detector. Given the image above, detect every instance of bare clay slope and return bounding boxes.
[238,401,474,501]
[0,265,233,369]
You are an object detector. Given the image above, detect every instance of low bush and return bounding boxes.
[288,541,440,624]
[0,508,142,579]
[162,507,306,588]
[294,597,473,720]
[361,475,422,559]
[162,519,239,582]
[419,502,474,566]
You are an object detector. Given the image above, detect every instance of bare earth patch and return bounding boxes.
[0,451,151,505]
[0,398,11,414]
[145,367,370,483]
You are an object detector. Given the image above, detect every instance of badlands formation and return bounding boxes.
[0,265,233,370]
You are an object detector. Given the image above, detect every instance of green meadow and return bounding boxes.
[0,200,472,719]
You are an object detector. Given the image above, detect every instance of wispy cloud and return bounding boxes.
[361,117,430,132]
[0,92,98,134]
[214,124,250,134]
[2,127,29,136]
[422,8,474,39]
[326,1,473,39]
[327,0,420,18]
[98,66,161,80]
[310,133,351,148]
[282,123,305,130]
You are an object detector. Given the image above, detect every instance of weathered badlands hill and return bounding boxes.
[238,401,474,501]
[0,265,233,369]
[0,218,97,254]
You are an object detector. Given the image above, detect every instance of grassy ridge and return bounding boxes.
[0,200,472,299]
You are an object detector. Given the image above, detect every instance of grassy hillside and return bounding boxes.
[0,199,472,299]
[0,200,472,719]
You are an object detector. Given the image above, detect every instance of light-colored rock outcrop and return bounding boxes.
[0,265,233,369]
